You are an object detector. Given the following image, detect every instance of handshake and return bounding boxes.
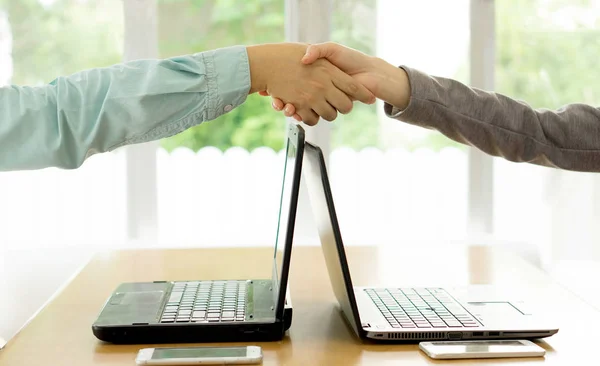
[246,42,411,126]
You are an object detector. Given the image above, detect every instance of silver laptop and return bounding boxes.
[302,141,559,342]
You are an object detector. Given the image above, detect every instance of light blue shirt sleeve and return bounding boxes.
[0,45,251,171]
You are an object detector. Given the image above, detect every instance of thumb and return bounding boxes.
[301,43,338,65]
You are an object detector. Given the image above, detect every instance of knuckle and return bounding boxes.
[295,90,312,107]
[325,112,337,122]
[347,82,359,94]
[339,101,353,114]
[305,94,318,105]
[309,80,326,91]
[313,63,329,73]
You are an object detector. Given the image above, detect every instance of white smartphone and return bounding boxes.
[135,346,262,365]
[419,339,546,360]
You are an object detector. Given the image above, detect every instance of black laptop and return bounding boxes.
[92,123,305,344]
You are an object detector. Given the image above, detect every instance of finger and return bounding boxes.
[331,72,375,105]
[293,114,302,122]
[311,101,338,122]
[325,87,354,115]
[301,42,339,65]
[297,109,320,126]
[271,98,284,111]
[283,103,296,117]
[258,91,269,96]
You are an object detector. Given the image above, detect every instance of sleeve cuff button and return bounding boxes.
[224,104,233,112]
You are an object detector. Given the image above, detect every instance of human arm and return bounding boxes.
[270,42,600,172]
[0,43,373,171]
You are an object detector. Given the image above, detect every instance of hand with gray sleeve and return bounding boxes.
[267,42,600,172]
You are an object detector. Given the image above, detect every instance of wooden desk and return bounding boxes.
[1,245,598,365]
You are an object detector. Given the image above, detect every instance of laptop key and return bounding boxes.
[168,292,183,303]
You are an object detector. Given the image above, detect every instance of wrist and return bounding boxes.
[246,45,269,94]
[372,58,410,110]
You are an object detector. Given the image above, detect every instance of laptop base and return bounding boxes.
[93,322,285,344]
[93,293,293,344]
[365,329,556,342]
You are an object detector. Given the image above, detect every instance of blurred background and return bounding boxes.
[1,0,600,340]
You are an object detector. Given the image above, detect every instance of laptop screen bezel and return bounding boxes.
[302,141,365,338]
[271,123,305,319]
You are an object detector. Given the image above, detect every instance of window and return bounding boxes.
[0,0,126,341]
[5,0,598,343]
[0,0,126,247]
[158,0,286,153]
[331,0,470,151]
[5,0,123,85]
[155,0,287,246]
[327,0,471,244]
[493,0,600,263]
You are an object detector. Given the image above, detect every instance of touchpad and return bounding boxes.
[467,302,523,317]
[121,291,164,305]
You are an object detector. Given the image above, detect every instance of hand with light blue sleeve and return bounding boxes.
[0,43,374,172]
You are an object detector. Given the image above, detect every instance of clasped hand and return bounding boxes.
[247,43,375,126]
[249,42,408,125]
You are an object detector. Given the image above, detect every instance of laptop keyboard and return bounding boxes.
[365,288,480,329]
[160,280,248,323]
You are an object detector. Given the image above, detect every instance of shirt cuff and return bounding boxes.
[201,45,251,120]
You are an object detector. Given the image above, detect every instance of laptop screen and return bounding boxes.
[302,142,363,336]
[271,123,303,315]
